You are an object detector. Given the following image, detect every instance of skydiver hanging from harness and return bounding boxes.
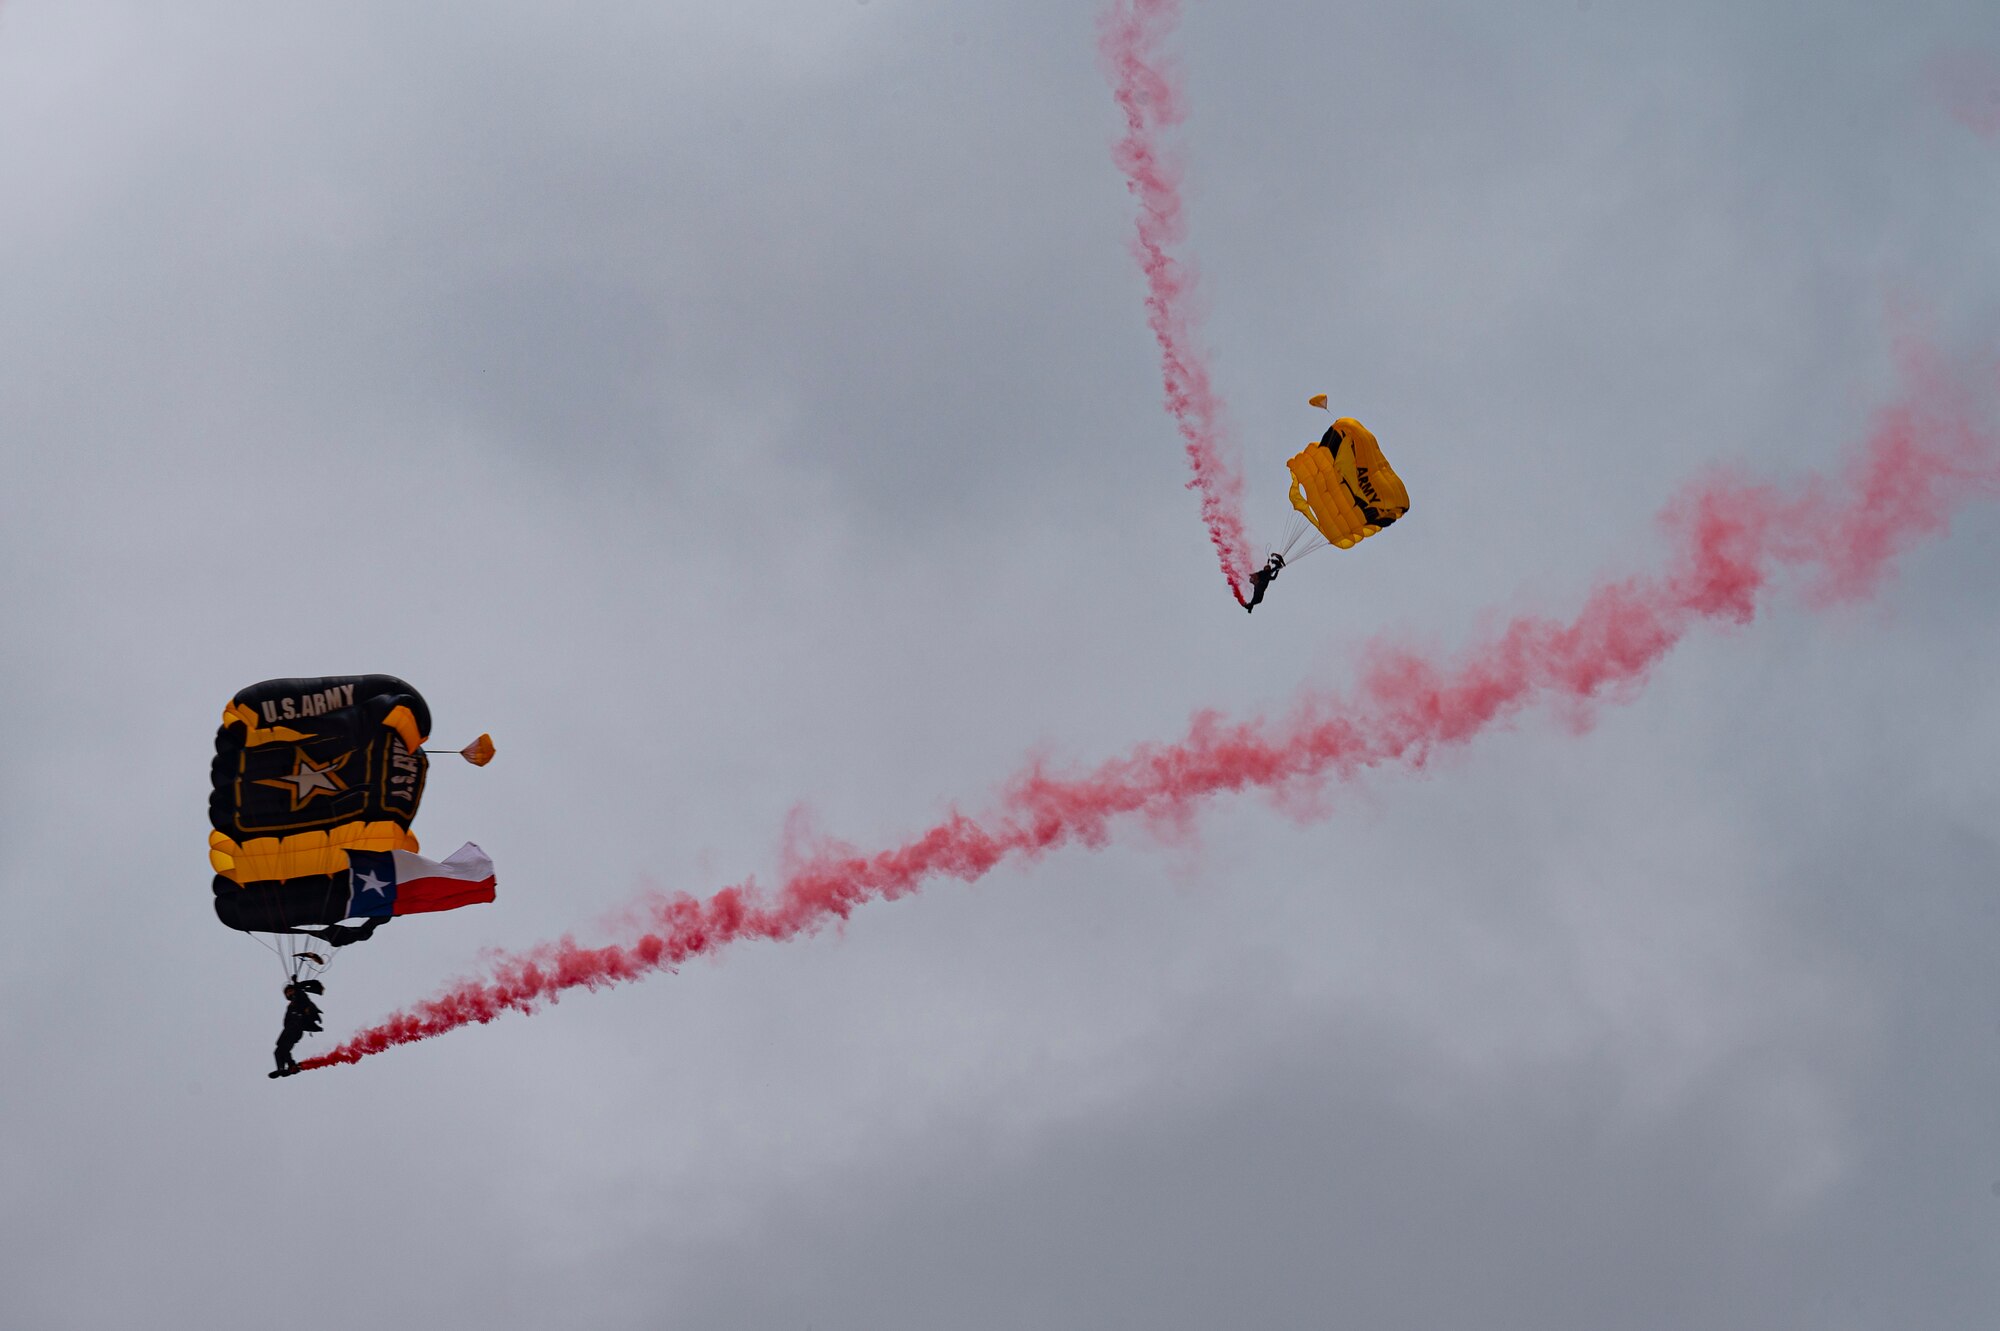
[270,977,324,1078]
[1242,396,1411,614]
[1239,551,1285,612]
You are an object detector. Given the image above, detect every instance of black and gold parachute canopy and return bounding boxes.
[208,675,432,893]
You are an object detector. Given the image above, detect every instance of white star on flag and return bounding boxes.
[354,870,389,897]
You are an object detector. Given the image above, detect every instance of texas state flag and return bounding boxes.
[346,843,497,918]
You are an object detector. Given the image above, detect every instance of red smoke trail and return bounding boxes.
[300,343,1998,1073]
[1100,0,1256,599]
[1931,49,2000,140]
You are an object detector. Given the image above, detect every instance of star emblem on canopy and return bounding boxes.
[253,748,353,811]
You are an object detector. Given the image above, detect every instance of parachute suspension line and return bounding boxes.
[268,875,302,984]
[1280,515,1328,563]
[1282,534,1332,565]
[1274,509,1325,565]
[300,871,352,983]
[304,931,346,983]
[240,926,287,976]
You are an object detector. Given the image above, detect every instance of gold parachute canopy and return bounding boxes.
[1287,409,1410,550]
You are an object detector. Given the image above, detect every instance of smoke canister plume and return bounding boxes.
[1101,0,1256,598]
[299,341,1999,1073]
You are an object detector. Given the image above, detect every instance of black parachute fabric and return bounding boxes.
[208,676,431,938]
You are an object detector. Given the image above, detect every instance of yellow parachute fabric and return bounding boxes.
[209,822,422,887]
[1286,417,1410,550]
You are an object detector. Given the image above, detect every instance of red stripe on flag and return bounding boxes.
[392,874,497,916]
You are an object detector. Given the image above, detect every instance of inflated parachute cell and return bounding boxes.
[1287,417,1410,550]
[209,675,437,934]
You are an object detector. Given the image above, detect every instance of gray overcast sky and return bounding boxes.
[4,2,2000,1328]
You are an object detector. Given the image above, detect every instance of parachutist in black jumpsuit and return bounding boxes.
[270,979,324,1078]
[1241,552,1285,612]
